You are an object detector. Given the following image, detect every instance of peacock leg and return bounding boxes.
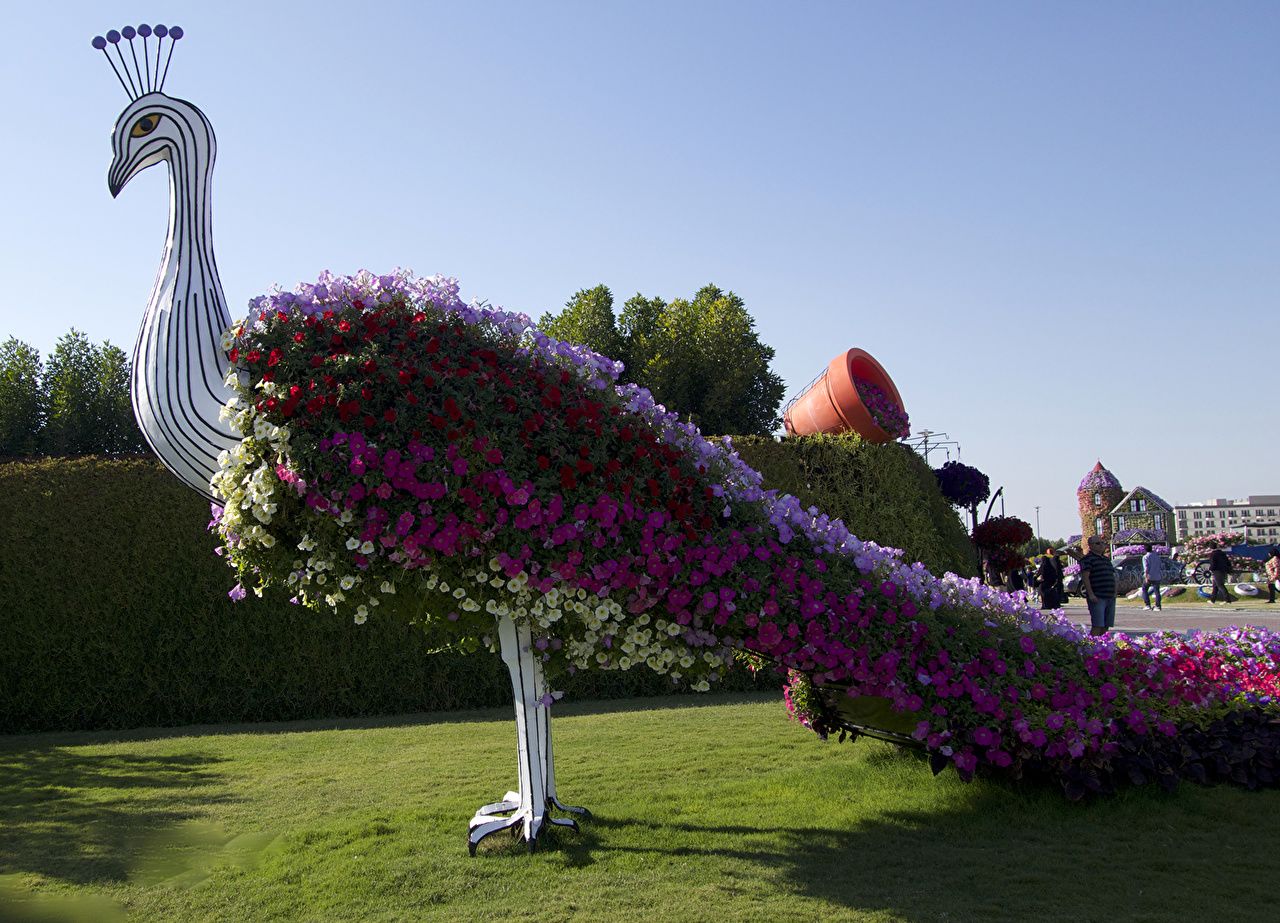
[467,614,586,854]
[535,654,590,820]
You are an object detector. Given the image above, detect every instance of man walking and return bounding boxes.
[1064,538,1117,636]
[1141,544,1164,611]
[1209,546,1234,606]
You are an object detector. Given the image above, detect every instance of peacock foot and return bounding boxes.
[467,792,588,855]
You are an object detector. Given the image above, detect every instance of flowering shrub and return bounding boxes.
[1114,545,1170,557]
[1179,532,1244,557]
[853,378,909,439]
[933,461,990,511]
[213,269,1280,798]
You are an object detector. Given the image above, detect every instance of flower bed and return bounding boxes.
[214,269,1280,799]
[1113,545,1170,557]
[853,378,909,439]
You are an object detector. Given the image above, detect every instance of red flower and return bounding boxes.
[267,348,283,367]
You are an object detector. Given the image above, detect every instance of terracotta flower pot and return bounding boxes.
[782,348,905,443]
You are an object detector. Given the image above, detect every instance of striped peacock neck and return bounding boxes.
[130,100,239,503]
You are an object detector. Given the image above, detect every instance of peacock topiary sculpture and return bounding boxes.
[95,26,1280,854]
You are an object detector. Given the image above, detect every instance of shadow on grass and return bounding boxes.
[0,746,232,885]
[0,691,782,748]
[545,780,1274,922]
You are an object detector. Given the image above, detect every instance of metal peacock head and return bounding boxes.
[92,25,214,198]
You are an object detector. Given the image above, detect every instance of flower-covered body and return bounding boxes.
[213,269,1280,798]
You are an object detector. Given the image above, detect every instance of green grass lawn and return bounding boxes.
[1110,583,1277,608]
[2,693,1276,922]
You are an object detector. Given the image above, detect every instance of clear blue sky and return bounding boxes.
[2,1,1277,543]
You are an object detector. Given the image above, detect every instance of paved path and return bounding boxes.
[1058,601,1280,635]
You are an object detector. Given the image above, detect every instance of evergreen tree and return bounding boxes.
[0,338,45,458]
[38,330,145,457]
[95,343,147,455]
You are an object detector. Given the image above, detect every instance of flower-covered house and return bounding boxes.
[1076,461,1125,552]
[1109,486,1174,548]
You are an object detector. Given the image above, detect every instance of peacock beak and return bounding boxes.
[108,162,126,198]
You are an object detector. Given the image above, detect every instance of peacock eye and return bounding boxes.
[130,114,160,138]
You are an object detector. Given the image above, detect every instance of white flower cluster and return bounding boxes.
[212,391,398,625]
[430,558,730,691]
[211,399,293,550]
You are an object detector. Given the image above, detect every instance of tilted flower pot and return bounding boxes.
[782,348,905,443]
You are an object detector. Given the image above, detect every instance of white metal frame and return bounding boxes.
[467,614,589,854]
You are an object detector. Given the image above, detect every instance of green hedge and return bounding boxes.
[730,434,977,578]
[0,439,972,732]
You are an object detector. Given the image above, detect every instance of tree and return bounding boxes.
[38,330,146,457]
[540,283,785,436]
[95,343,147,455]
[42,330,103,456]
[538,286,626,372]
[0,337,45,458]
[1018,536,1069,558]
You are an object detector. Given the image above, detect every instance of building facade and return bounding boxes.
[1109,486,1173,546]
[1077,461,1125,552]
[1174,495,1280,543]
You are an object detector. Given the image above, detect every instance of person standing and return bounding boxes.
[1007,566,1026,593]
[1036,549,1061,609]
[1064,538,1117,636]
[1209,546,1234,606]
[1265,547,1280,604]
[1140,544,1164,611]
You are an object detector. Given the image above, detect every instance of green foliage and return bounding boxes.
[730,433,978,578]
[0,337,44,457]
[1019,536,1069,557]
[0,331,145,459]
[0,458,764,733]
[540,283,785,436]
[537,285,626,369]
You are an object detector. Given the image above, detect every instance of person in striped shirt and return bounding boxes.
[1063,537,1117,636]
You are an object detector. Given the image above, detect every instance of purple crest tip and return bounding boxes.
[122,26,136,39]
[107,29,121,43]
[92,35,107,49]
[154,24,167,37]
[138,24,152,37]
[170,26,184,39]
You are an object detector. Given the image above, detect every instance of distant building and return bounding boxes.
[1077,461,1125,551]
[1175,495,1280,543]
[1109,486,1174,547]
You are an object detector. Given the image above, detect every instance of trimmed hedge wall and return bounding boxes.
[0,437,973,732]
[731,434,977,579]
